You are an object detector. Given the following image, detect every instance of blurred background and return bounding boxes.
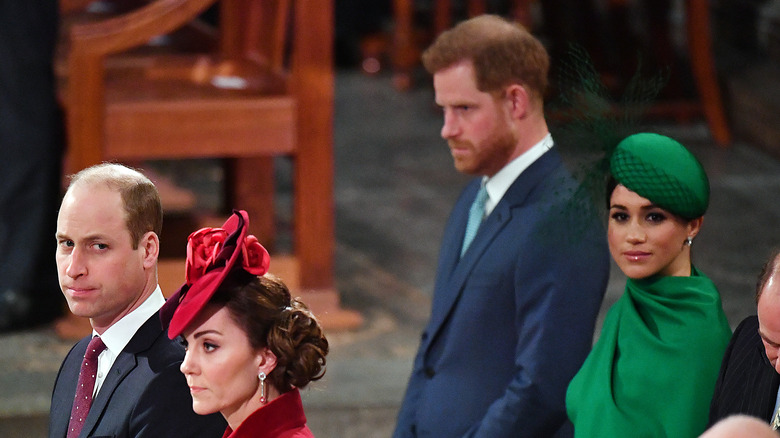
[1,0,780,436]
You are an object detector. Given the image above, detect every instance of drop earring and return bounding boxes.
[258,372,267,404]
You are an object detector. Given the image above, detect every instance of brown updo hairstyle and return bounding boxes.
[208,270,328,393]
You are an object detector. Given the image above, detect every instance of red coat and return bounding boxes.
[222,388,314,438]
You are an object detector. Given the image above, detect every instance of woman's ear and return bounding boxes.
[257,347,278,375]
[687,216,704,240]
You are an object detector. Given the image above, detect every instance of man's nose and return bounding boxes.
[440,112,459,139]
[66,248,87,278]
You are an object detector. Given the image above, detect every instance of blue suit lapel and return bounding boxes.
[50,338,90,438]
[423,149,562,355]
[436,181,477,282]
[80,351,137,436]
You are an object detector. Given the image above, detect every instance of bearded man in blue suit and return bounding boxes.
[393,15,610,438]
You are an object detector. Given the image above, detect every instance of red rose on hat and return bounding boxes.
[164,210,272,338]
[242,235,270,276]
[185,228,229,286]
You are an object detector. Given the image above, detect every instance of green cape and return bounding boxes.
[566,267,731,438]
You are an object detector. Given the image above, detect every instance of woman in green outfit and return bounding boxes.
[566,133,732,438]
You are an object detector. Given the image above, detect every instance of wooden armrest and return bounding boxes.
[69,0,216,57]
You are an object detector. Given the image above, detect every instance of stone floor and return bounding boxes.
[1,64,779,437]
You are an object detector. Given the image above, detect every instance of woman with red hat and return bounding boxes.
[164,210,329,438]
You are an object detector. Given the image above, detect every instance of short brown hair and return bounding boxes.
[67,163,162,249]
[422,14,549,100]
[211,272,328,394]
[756,249,780,303]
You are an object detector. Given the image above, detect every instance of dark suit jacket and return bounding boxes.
[49,313,226,438]
[709,315,780,426]
[393,149,610,438]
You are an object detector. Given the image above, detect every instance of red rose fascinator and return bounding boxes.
[162,210,270,339]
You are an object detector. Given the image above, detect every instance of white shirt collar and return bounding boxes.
[483,133,554,215]
[97,286,166,354]
[93,286,165,396]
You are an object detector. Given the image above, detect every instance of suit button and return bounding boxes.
[424,367,435,378]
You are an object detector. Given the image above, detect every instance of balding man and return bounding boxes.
[709,250,780,429]
[700,415,778,438]
[49,163,226,438]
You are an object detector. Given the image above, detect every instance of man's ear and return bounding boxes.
[140,231,159,269]
[504,84,530,119]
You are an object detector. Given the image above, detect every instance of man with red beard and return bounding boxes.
[393,15,609,438]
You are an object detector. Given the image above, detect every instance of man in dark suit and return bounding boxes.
[49,163,226,437]
[709,250,780,427]
[392,15,610,438]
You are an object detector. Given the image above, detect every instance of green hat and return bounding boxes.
[610,133,709,219]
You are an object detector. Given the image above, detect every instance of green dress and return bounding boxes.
[566,267,732,438]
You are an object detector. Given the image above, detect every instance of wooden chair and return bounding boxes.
[58,0,362,332]
[390,0,731,146]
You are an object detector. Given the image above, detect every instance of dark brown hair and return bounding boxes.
[421,14,549,100]
[605,175,691,224]
[210,271,328,394]
[68,163,162,249]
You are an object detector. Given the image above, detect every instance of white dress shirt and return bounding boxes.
[92,286,166,396]
[483,133,554,216]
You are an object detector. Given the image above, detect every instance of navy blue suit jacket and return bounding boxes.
[708,315,780,426]
[49,313,226,438]
[394,148,610,438]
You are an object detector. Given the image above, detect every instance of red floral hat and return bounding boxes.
[163,210,270,339]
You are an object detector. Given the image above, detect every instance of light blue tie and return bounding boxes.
[461,184,489,257]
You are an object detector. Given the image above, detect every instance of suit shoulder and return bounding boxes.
[148,331,186,365]
[520,155,581,205]
[720,315,761,366]
[55,336,91,375]
[732,315,759,341]
[133,357,228,435]
[126,313,184,357]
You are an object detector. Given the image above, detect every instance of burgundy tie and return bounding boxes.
[67,336,106,438]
